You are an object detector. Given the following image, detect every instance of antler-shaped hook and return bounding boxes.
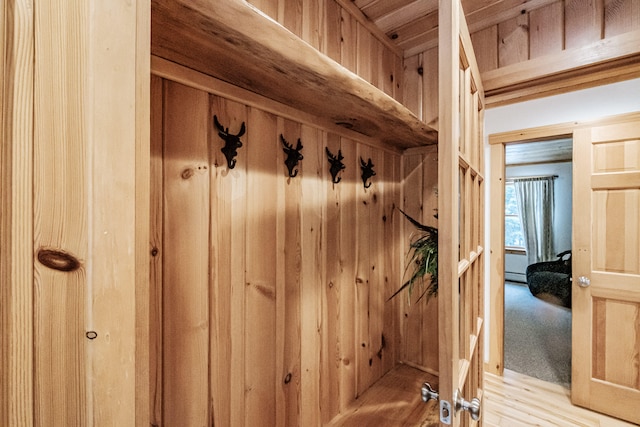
[281,134,304,178]
[214,115,246,169]
[360,157,376,189]
[326,147,345,184]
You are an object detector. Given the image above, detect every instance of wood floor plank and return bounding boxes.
[484,370,637,427]
[326,364,439,427]
[326,365,638,427]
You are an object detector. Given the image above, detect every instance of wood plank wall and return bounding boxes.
[150,76,436,426]
[401,148,440,374]
[405,0,639,121]
[469,0,640,73]
[2,0,149,425]
[246,0,404,103]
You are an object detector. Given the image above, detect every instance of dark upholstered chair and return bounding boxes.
[525,250,572,308]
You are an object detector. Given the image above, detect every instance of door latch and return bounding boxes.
[421,383,452,424]
[421,383,481,424]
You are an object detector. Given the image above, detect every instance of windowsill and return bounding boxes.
[505,247,526,255]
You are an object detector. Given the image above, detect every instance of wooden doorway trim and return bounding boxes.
[485,111,640,376]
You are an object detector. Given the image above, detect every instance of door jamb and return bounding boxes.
[487,129,573,375]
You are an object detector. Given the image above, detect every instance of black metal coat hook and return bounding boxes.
[214,115,245,169]
[281,134,303,178]
[326,147,345,184]
[360,157,376,189]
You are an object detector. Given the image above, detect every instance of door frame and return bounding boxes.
[485,111,640,376]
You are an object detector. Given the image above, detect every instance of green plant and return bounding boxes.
[388,208,438,303]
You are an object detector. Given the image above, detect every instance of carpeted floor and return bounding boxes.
[504,282,572,388]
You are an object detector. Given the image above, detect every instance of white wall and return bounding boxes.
[483,78,640,363]
[485,78,640,135]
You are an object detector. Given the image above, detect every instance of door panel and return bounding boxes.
[438,1,485,425]
[572,119,640,425]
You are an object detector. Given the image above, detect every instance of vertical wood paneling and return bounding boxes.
[400,153,424,365]
[355,144,374,396]
[604,0,640,37]
[471,25,498,73]
[228,105,249,427]
[135,1,151,423]
[370,38,382,90]
[299,124,323,425]
[382,154,402,373]
[341,8,358,74]
[244,107,279,426]
[33,1,88,424]
[357,23,373,84]
[162,81,210,426]
[422,48,439,130]
[209,95,249,427]
[152,75,413,426]
[369,147,385,383]
[498,13,530,67]
[1,0,34,425]
[149,75,164,427]
[393,50,404,102]
[11,0,146,424]
[88,1,142,422]
[403,54,422,118]
[303,0,323,50]
[323,132,343,423]
[325,0,342,62]
[530,2,564,59]
[338,137,358,412]
[275,117,303,427]
[381,42,396,97]
[420,147,439,373]
[565,0,604,49]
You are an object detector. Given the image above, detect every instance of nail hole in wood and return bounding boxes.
[86,331,98,340]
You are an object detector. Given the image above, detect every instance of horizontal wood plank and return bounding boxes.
[482,30,640,96]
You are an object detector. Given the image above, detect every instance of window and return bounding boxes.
[505,182,525,249]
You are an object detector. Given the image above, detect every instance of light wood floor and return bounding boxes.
[484,369,637,427]
[326,364,440,426]
[326,365,637,426]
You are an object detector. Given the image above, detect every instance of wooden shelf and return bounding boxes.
[151,0,437,149]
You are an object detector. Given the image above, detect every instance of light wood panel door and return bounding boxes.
[572,118,640,425]
[438,1,485,425]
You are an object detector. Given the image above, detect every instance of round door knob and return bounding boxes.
[454,389,481,421]
[578,276,591,287]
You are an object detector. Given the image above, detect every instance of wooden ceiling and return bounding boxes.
[505,138,573,166]
[352,0,552,57]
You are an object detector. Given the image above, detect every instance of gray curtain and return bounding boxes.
[513,176,555,265]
